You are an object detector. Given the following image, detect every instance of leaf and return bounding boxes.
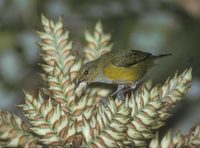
[20,91,77,146]
[38,15,77,98]
[84,21,113,62]
[81,99,130,147]
[125,69,192,147]
[0,111,40,147]
[38,15,75,74]
[149,124,200,147]
[38,16,86,114]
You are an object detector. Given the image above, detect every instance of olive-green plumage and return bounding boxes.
[77,50,171,85]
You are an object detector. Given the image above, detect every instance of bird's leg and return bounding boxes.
[111,84,126,101]
[100,97,109,109]
[130,81,140,90]
[111,84,125,96]
[100,85,125,109]
[114,81,140,96]
[124,81,140,92]
[101,82,140,108]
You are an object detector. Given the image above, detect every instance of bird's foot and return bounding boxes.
[100,97,109,109]
[130,81,139,90]
[116,91,125,101]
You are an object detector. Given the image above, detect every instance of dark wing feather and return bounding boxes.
[111,50,152,67]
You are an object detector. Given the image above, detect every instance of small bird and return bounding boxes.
[76,50,171,106]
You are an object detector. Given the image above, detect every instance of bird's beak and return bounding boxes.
[75,78,88,91]
[75,78,82,86]
[75,74,84,87]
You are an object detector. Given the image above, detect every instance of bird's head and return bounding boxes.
[76,61,98,86]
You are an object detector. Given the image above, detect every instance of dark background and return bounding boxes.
[0,0,200,134]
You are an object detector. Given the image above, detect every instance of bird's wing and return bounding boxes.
[111,50,152,67]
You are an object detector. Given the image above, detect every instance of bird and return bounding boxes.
[76,49,172,107]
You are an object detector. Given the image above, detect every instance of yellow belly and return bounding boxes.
[103,63,147,83]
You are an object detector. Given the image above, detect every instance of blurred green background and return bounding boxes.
[0,0,200,134]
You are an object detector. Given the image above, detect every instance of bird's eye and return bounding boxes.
[84,70,88,75]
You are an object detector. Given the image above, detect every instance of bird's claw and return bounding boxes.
[116,92,125,101]
[100,97,109,109]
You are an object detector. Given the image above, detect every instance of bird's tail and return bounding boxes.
[152,53,172,60]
